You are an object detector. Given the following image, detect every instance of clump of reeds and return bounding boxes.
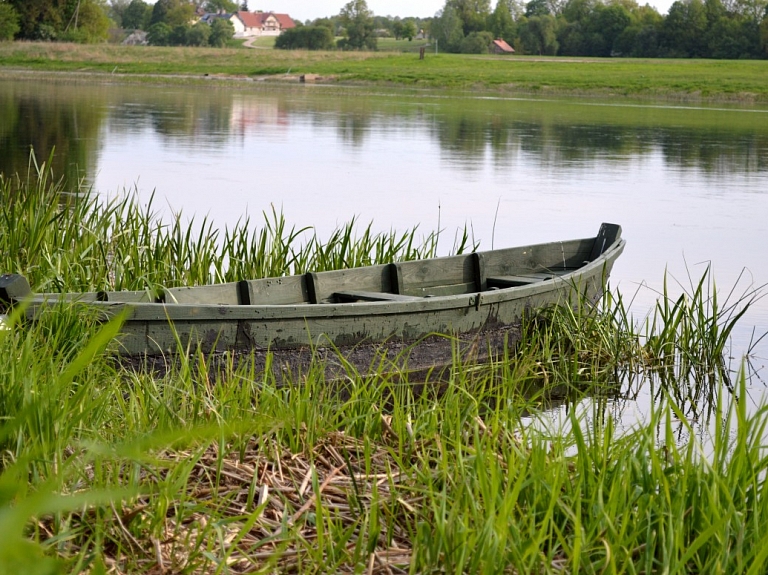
[1,152,470,295]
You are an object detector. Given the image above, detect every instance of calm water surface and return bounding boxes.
[2,78,767,396]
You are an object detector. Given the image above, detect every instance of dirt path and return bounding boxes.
[241,36,271,49]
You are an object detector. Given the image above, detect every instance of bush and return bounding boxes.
[169,24,189,46]
[209,18,234,47]
[147,21,171,45]
[275,26,335,50]
[460,31,494,54]
[186,22,210,46]
[0,4,20,41]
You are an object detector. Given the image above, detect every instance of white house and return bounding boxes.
[229,11,296,38]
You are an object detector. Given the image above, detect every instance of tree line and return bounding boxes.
[1,0,766,58]
[0,0,242,46]
[430,0,768,58]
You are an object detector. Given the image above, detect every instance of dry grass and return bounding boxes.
[48,430,418,574]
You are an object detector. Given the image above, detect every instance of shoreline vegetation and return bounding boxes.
[2,156,768,572]
[2,42,768,103]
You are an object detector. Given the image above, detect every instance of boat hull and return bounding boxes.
[3,224,625,363]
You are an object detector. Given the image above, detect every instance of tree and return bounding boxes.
[60,0,111,43]
[338,0,376,50]
[186,21,210,45]
[204,0,238,13]
[760,14,768,56]
[401,19,418,40]
[431,5,465,51]
[661,0,708,56]
[734,0,767,23]
[9,0,68,39]
[108,0,131,26]
[590,3,631,55]
[489,0,516,42]
[447,0,491,34]
[392,19,404,38]
[519,14,558,53]
[0,4,20,40]
[209,17,234,46]
[151,0,194,27]
[122,0,151,29]
[525,0,550,16]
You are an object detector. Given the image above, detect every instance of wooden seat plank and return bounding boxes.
[334,290,422,303]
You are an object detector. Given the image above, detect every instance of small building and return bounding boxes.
[491,39,515,54]
[230,11,296,38]
[200,13,231,25]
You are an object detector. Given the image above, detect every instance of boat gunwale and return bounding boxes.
[19,238,626,322]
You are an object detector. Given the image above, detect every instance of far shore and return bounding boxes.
[2,42,768,104]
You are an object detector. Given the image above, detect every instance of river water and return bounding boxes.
[2,77,767,394]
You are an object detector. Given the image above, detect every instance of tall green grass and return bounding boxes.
[1,156,767,573]
[0,153,469,295]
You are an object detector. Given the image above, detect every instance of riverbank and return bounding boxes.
[2,42,768,103]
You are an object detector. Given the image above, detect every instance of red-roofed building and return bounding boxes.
[491,39,515,54]
[230,11,296,37]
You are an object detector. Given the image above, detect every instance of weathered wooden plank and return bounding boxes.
[243,275,310,305]
[408,282,477,297]
[395,254,475,296]
[146,319,239,353]
[164,283,241,305]
[473,252,487,291]
[100,290,158,303]
[334,290,422,302]
[481,238,594,278]
[309,264,393,303]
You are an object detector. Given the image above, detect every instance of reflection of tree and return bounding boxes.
[0,82,104,184]
[107,90,237,146]
[423,101,768,177]
[335,112,373,147]
[3,79,768,186]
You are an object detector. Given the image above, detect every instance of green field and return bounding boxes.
[2,41,768,102]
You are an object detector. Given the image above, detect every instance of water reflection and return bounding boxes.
[3,80,767,183]
[0,81,105,184]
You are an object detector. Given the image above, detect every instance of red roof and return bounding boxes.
[492,39,515,53]
[273,13,296,29]
[236,11,262,28]
[236,11,295,30]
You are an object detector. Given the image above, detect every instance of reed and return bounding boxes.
[1,157,767,573]
[0,153,459,296]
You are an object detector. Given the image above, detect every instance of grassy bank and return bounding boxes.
[1,159,767,573]
[2,42,768,102]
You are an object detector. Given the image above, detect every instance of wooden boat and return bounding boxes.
[1,223,624,371]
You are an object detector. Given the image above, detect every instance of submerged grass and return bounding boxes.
[1,158,768,572]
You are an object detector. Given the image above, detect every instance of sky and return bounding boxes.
[244,0,676,21]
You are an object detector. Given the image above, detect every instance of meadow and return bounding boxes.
[1,41,768,102]
[1,152,768,573]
